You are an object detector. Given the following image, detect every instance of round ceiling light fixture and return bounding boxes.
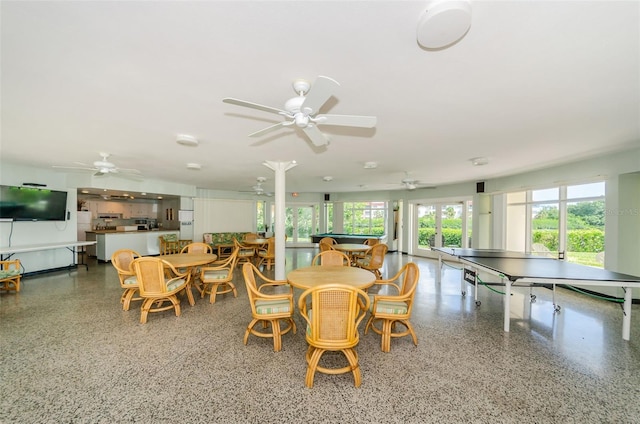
[470,157,489,166]
[417,0,472,49]
[176,134,199,146]
[186,163,201,170]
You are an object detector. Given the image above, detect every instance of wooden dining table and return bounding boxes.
[160,253,218,305]
[332,243,371,266]
[287,265,376,291]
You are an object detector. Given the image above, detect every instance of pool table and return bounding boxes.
[311,233,387,244]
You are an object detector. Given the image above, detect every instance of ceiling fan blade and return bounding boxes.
[223,98,285,115]
[117,167,141,174]
[313,114,377,128]
[248,121,290,137]
[300,76,340,115]
[303,124,330,147]
[52,165,96,171]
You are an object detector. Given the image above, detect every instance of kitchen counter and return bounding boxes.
[86,229,174,234]
[95,230,181,262]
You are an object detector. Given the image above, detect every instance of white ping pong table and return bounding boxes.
[433,247,640,341]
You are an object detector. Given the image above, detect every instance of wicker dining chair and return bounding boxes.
[365,262,420,352]
[319,241,335,252]
[200,246,239,304]
[180,242,212,254]
[311,250,350,266]
[298,284,370,388]
[111,249,142,311]
[131,257,190,324]
[0,259,22,293]
[233,238,256,268]
[318,237,338,245]
[354,243,388,279]
[241,263,296,352]
[255,237,276,270]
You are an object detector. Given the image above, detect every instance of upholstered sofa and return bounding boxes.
[203,232,252,257]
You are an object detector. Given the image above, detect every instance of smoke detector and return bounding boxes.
[417,0,472,49]
[176,134,199,146]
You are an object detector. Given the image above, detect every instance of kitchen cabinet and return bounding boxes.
[129,202,156,218]
[98,201,127,216]
[85,201,100,219]
[96,230,179,261]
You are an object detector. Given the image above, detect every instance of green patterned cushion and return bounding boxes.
[0,269,20,279]
[162,234,178,242]
[370,298,408,314]
[166,278,186,291]
[255,299,290,314]
[203,232,251,246]
[202,269,230,280]
[123,276,137,285]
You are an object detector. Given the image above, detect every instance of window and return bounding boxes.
[505,181,605,267]
[256,201,266,232]
[324,202,333,233]
[343,202,386,235]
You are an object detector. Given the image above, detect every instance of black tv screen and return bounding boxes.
[0,185,68,221]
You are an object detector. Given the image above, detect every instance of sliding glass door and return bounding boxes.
[414,201,471,253]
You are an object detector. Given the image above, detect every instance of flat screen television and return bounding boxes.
[0,185,68,221]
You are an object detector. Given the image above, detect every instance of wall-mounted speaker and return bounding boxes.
[476,181,485,193]
[324,193,330,201]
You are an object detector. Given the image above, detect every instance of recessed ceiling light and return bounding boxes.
[176,134,198,146]
[186,163,201,170]
[470,157,489,166]
[81,190,89,194]
[363,161,378,169]
[323,176,333,182]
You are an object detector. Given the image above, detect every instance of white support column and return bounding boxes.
[263,160,297,280]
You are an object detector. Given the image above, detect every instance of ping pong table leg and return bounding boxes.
[623,287,632,341]
[437,254,442,284]
[503,279,511,333]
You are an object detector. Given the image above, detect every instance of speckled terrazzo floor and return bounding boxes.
[1,249,639,423]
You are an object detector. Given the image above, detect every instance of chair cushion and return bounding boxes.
[166,278,186,291]
[370,297,408,315]
[357,258,370,266]
[202,269,230,280]
[123,276,137,285]
[255,299,290,314]
[239,249,254,256]
[0,269,20,279]
[162,234,178,242]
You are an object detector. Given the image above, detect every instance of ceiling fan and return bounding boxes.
[399,172,435,191]
[241,177,273,197]
[223,76,377,147]
[53,153,141,177]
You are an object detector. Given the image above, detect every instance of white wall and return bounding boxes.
[0,161,197,273]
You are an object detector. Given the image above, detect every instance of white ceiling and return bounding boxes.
[2,1,639,195]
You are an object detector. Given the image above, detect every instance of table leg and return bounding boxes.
[623,287,632,341]
[184,273,196,306]
[437,254,442,284]
[503,278,511,332]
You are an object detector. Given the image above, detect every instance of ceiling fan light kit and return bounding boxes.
[417,0,472,49]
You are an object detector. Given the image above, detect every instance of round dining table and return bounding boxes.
[287,265,376,291]
[160,253,218,305]
[332,243,370,265]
